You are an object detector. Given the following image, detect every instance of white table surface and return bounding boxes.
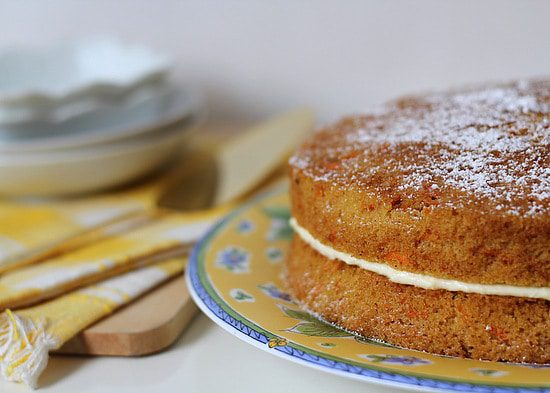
[1,314,407,393]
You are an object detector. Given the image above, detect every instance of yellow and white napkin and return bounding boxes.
[0,213,215,310]
[0,258,184,388]
[0,180,160,274]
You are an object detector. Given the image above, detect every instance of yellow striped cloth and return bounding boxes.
[0,213,215,311]
[0,179,160,274]
[0,258,184,388]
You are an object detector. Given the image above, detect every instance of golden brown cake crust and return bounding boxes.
[289,79,550,286]
[285,237,550,364]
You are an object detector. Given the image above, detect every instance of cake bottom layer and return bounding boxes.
[284,237,549,364]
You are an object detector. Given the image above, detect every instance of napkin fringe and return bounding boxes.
[0,310,58,389]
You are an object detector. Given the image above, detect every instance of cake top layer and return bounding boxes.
[290,79,550,217]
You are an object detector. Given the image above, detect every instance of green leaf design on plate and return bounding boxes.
[263,206,294,241]
[354,335,394,348]
[362,354,387,363]
[281,306,398,343]
[273,225,294,241]
[290,322,352,337]
[281,306,320,323]
[470,368,507,377]
[262,206,291,220]
[281,305,352,338]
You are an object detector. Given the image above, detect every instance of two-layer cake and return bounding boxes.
[285,80,549,363]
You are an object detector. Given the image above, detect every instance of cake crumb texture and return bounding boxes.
[289,79,549,286]
[285,237,550,364]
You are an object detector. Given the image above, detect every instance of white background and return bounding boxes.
[2,0,550,123]
[1,1,549,392]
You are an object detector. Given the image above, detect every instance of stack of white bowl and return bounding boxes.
[0,39,201,197]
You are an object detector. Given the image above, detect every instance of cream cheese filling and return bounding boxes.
[289,218,550,300]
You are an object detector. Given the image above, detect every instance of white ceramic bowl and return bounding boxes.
[0,116,199,197]
[0,87,200,153]
[0,38,171,125]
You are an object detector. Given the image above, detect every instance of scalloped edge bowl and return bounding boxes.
[0,38,172,124]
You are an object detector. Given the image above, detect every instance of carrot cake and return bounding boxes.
[285,79,550,363]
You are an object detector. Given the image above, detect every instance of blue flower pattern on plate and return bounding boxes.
[216,246,250,273]
[258,283,293,302]
[236,219,255,234]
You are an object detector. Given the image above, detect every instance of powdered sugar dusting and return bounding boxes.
[290,79,550,217]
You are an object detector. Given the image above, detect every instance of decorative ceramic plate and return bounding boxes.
[186,188,550,393]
